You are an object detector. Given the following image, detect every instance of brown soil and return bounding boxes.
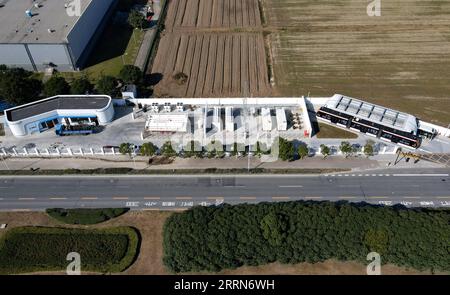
[150,0,271,98]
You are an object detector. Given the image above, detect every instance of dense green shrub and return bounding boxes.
[46,208,129,225]
[0,226,140,274]
[163,202,450,273]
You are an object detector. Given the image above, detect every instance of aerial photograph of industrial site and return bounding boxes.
[0,0,448,292]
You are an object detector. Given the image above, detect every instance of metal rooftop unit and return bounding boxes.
[324,94,418,134]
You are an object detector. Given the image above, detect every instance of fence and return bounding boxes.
[0,147,120,158]
[0,143,398,158]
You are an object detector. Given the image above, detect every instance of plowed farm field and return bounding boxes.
[152,33,270,97]
[165,0,262,29]
[264,0,450,125]
[150,0,271,98]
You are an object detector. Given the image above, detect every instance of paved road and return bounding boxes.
[0,169,449,211]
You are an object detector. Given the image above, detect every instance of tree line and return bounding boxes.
[0,64,143,106]
[163,201,449,273]
[122,138,376,161]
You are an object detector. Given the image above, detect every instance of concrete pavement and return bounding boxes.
[0,168,449,211]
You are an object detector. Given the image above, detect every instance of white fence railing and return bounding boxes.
[0,147,119,157]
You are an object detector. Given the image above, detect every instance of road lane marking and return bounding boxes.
[224,186,246,188]
[49,197,68,200]
[144,197,160,200]
[403,197,421,199]
[81,197,98,200]
[367,197,389,199]
[176,197,193,200]
[113,197,129,200]
[339,196,357,199]
[279,185,303,188]
[437,197,450,199]
[18,198,35,201]
[240,197,257,200]
[304,197,322,199]
[393,174,449,177]
[0,198,3,200]
[207,197,224,200]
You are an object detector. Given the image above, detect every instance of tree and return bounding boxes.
[260,212,289,247]
[298,144,309,159]
[119,65,143,85]
[0,66,42,105]
[128,9,147,30]
[173,72,188,85]
[161,141,177,157]
[140,142,158,157]
[255,141,270,156]
[320,144,330,159]
[119,143,133,155]
[43,76,70,97]
[340,141,353,158]
[96,75,119,97]
[364,140,375,157]
[70,77,93,94]
[277,137,295,161]
[183,141,203,158]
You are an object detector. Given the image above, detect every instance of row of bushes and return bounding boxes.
[0,226,139,274]
[0,167,349,175]
[121,139,376,162]
[46,208,129,225]
[163,201,450,273]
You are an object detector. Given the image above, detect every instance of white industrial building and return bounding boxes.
[261,108,273,131]
[276,108,287,131]
[0,0,116,71]
[4,95,114,137]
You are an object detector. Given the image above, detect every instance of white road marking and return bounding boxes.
[18,198,35,200]
[279,185,303,188]
[393,174,449,177]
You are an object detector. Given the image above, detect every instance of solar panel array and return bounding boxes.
[331,95,411,131]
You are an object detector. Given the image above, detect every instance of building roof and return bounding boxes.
[5,95,111,122]
[145,113,189,133]
[0,0,92,44]
[324,94,418,133]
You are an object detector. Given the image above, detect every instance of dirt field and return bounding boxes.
[165,0,262,29]
[264,0,450,125]
[152,32,270,97]
[150,0,271,97]
[0,211,443,275]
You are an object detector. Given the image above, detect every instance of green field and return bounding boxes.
[46,208,129,225]
[264,0,450,126]
[59,26,144,84]
[0,226,139,274]
[315,123,358,139]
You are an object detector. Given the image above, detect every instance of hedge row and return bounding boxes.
[0,167,349,175]
[0,226,140,274]
[46,208,129,225]
[163,202,450,273]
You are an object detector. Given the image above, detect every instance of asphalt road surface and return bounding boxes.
[0,169,449,211]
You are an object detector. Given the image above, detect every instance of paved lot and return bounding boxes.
[0,169,449,211]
